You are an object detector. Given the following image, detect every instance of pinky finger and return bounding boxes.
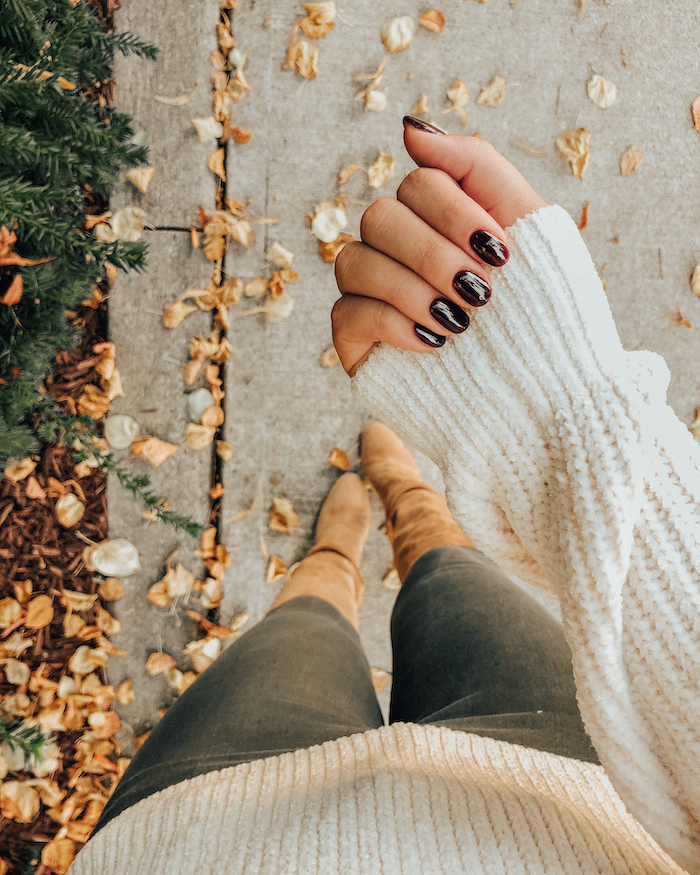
[331,294,446,377]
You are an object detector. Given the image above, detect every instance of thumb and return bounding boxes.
[402,117,547,229]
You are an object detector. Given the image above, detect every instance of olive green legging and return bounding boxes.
[93,545,598,838]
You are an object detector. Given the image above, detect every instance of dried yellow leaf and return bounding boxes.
[132,437,179,467]
[146,652,176,676]
[269,497,299,533]
[265,555,288,584]
[556,127,591,178]
[381,16,416,52]
[320,346,341,367]
[300,1,336,39]
[619,144,642,177]
[371,666,391,692]
[111,206,145,242]
[24,595,54,630]
[126,166,155,193]
[420,10,444,33]
[186,423,217,450]
[411,94,429,114]
[586,74,616,109]
[4,457,36,482]
[163,299,198,328]
[327,448,350,470]
[318,234,355,263]
[367,152,396,189]
[55,493,85,528]
[99,578,125,601]
[216,440,234,461]
[476,75,506,107]
[208,147,226,181]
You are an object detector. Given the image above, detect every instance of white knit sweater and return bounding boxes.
[70,206,700,875]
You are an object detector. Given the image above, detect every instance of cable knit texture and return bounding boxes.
[70,205,700,874]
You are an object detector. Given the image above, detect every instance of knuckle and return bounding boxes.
[414,237,449,278]
[359,197,395,241]
[334,240,361,286]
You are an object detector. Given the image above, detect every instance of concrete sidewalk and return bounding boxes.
[106,0,700,737]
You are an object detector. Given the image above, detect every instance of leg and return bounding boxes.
[93,475,382,836]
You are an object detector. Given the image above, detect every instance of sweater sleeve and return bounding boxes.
[351,204,700,873]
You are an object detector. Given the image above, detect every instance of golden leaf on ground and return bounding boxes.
[163,299,198,328]
[196,578,223,610]
[556,127,591,178]
[191,117,223,142]
[155,92,192,105]
[284,24,318,79]
[692,96,700,132]
[132,437,179,467]
[320,346,341,367]
[420,10,445,32]
[443,80,470,125]
[690,265,700,297]
[0,782,40,823]
[208,147,226,181]
[0,631,33,658]
[411,94,429,114]
[371,667,391,692]
[266,555,288,584]
[300,1,336,38]
[146,652,176,676]
[83,539,141,577]
[477,75,506,107]
[381,16,416,52]
[382,568,401,591]
[669,311,691,328]
[587,74,616,109]
[186,424,217,450]
[269,497,299,533]
[126,166,155,193]
[184,636,221,673]
[328,447,350,470]
[24,595,54,630]
[24,476,45,500]
[4,457,36,482]
[216,440,234,461]
[99,578,125,601]
[55,493,85,528]
[367,152,395,189]
[619,144,642,177]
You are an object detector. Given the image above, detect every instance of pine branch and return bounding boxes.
[0,713,54,770]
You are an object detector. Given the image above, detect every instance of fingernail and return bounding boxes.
[414,323,446,347]
[470,230,509,267]
[429,298,470,333]
[453,271,491,307]
[403,116,447,135]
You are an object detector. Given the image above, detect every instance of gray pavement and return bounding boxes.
[106,0,700,738]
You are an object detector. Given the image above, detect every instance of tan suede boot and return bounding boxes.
[361,422,474,581]
[266,473,371,631]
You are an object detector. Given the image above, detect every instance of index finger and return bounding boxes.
[402,118,548,229]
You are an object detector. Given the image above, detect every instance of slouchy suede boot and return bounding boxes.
[361,422,474,581]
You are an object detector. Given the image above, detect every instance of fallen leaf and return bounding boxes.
[244,277,269,297]
[669,311,691,328]
[191,117,224,143]
[266,555,288,584]
[476,75,506,107]
[184,636,221,673]
[263,290,295,322]
[88,710,121,739]
[0,226,53,268]
[578,201,590,231]
[96,607,121,636]
[41,838,75,875]
[210,482,225,499]
[155,92,192,105]
[0,781,40,823]
[126,166,155,193]
[619,144,642,177]
[371,666,390,692]
[382,568,401,590]
[146,652,176,676]
[269,498,299,533]
[216,440,234,461]
[318,233,354,263]
[691,265,700,298]
[24,595,54,630]
[420,10,445,32]
[201,403,225,428]
[4,457,36,482]
[83,539,141,577]
[284,24,318,79]
[327,447,350,470]
[99,578,125,601]
[112,206,145,242]
[367,152,396,188]
[266,241,295,269]
[24,475,45,500]
[411,94,429,114]
[381,16,416,52]
[208,147,226,181]
[443,80,470,125]
[692,96,700,133]
[68,644,108,674]
[55,493,85,528]
[300,1,336,39]
[132,437,179,467]
[556,127,591,178]
[586,73,616,109]
[185,424,217,450]
[320,346,341,367]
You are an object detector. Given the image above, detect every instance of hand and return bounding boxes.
[332,119,548,376]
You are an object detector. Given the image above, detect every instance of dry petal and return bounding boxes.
[96,607,121,636]
[60,590,98,612]
[163,299,199,329]
[692,96,700,133]
[447,80,470,107]
[4,659,30,685]
[201,404,225,428]
[586,73,616,109]
[104,414,140,449]
[184,636,221,673]
[669,311,691,328]
[284,30,318,79]
[244,277,268,298]
[381,16,416,52]
[154,92,192,105]
[208,147,226,181]
[4,457,36,482]
[266,555,288,584]
[320,346,341,367]
[216,440,234,461]
[265,241,295,269]
[311,205,347,243]
[0,782,40,823]
[371,666,391,692]
[269,497,299,533]
[300,1,336,39]
[690,265,700,298]
[263,291,295,323]
[367,152,396,189]
[382,568,401,591]
[411,94,429,114]
[318,234,354,264]
[68,644,108,674]
[112,206,145,242]
[327,447,350,470]
[619,144,642,177]
[163,563,196,599]
[126,166,155,193]
[25,476,45,500]
[55,493,85,528]
[186,423,217,450]
[147,579,171,607]
[146,652,176,676]
[191,117,223,142]
[88,710,121,739]
[364,90,387,112]
[99,578,125,601]
[556,127,591,179]
[420,10,445,33]
[476,75,506,107]
[132,437,179,467]
[82,538,141,577]
[24,595,54,630]
[0,598,21,629]
[77,385,111,420]
[338,163,362,185]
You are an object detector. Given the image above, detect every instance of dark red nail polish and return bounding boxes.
[414,323,446,347]
[470,230,509,267]
[453,271,491,307]
[403,116,447,135]
[429,298,469,333]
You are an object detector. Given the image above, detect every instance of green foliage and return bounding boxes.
[0,0,156,465]
[0,712,54,770]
